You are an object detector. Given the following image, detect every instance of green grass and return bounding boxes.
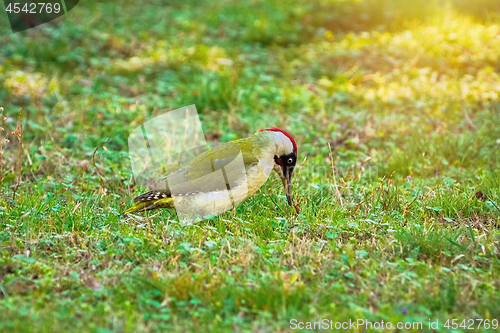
[0,0,499,332]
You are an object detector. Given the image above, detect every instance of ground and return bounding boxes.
[0,0,499,332]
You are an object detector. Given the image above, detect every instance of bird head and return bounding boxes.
[258,127,297,206]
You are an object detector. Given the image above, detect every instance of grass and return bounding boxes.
[0,0,499,332]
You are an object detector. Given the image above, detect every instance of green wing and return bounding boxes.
[135,139,259,201]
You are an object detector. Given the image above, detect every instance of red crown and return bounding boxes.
[258,127,297,153]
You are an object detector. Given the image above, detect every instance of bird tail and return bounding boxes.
[122,196,174,215]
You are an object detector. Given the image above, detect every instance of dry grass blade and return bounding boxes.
[352,175,387,213]
[293,155,308,214]
[327,142,343,208]
[0,107,4,184]
[92,137,111,189]
[356,156,372,181]
[12,108,23,200]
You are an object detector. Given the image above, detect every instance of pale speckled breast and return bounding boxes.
[170,157,274,218]
[243,157,274,198]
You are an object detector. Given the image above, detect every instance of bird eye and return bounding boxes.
[287,158,293,164]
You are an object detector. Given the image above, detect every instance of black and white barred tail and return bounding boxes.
[123,191,173,215]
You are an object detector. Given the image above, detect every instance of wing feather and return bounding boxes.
[137,140,258,198]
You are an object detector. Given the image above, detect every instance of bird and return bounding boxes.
[123,127,298,220]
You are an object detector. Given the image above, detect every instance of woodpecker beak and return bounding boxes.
[274,154,296,207]
[281,165,293,206]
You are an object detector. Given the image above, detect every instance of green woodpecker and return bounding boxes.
[123,127,298,217]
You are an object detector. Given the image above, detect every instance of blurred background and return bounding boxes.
[1,1,500,331]
[0,0,499,198]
